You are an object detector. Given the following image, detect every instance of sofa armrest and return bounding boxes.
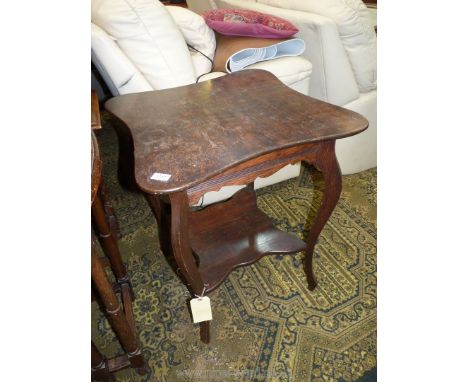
[214,0,360,106]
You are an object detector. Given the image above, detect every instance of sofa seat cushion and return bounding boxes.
[92,0,196,90]
[257,0,376,92]
[197,71,227,82]
[246,56,312,88]
[199,56,312,92]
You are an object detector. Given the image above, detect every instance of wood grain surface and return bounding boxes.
[105,70,368,194]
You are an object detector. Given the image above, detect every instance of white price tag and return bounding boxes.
[150,172,171,182]
[190,296,212,323]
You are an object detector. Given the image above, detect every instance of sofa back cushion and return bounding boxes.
[92,23,154,95]
[257,0,376,92]
[166,6,216,77]
[92,0,196,90]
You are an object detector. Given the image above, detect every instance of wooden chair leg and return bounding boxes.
[99,182,121,239]
[92,342,115,382]
[92,187,131,290]
[91,241,147,372]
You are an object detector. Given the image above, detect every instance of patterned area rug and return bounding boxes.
[92,113,377,382]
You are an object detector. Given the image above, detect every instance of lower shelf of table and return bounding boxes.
[188,187,306,293]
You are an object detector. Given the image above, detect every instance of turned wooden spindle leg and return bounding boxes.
[99,182,121,239]
[169,192,210,343]
[304,141,342,291]
[91,244,148,374]
[91,342,115,382]
[92,189,131,291]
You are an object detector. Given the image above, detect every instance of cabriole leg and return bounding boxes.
[168,192,209,343]
[304,141,342,291]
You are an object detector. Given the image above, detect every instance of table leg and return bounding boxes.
[91,341,115,382]
[303,141,342,291]
[91,242,148,374]
[169,191,209,343]
[146,194,174,260]
[146,193,162,227]
[92,187,132,292]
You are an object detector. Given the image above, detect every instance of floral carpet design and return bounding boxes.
[92,114,377,382]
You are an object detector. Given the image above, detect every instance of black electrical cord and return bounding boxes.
[187,44,215,83]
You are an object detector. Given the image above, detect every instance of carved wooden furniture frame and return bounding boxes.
[105,71,368,344]
[91,91,148,380]
[147,141,341,343]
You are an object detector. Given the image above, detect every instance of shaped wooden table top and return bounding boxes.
[105,70,368,195]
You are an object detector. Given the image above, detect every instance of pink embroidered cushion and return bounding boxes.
[203,9,298,38]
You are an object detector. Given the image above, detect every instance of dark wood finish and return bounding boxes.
[92,94,119,237]
[105,70,367,195]
[92,139,128,287]
[92,347,138,379]
[121,283,136,337]
[99,182,121,239]
[168,191,211,343]
[92,98,123,253]
[92,342,116,382]
[92,240,148,375]
[91,346,139,381]
[146,194,174,260]
[187,143,320,205]
[92,187,130,286]
[105,70,368,343]
[91,279,124,303]
[302,141,342,289]
[92,92,148,377]
[91,90,102,130]
[189,186,306,293]
[161,0,187,7]
[91,133,102,203]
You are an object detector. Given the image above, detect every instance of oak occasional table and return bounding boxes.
[105,70,368,344]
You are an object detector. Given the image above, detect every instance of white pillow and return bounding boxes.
[166,6,216,77]
[92,0,196,90]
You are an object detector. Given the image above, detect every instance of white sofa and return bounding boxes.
[187,0,377,174]
[91,0,314,205]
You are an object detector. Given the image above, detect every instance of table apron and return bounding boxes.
[186,141,332,205]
